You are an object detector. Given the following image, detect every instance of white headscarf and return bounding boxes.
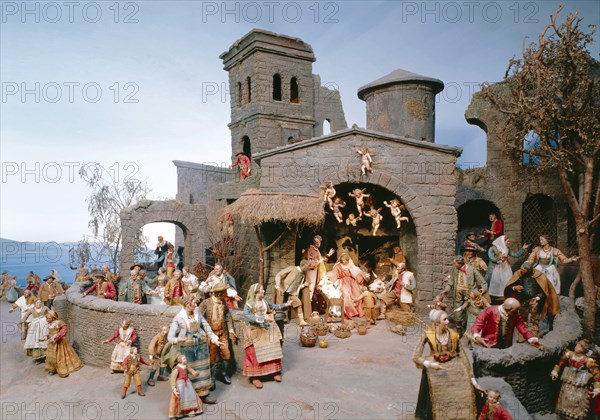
[492,235,508,255]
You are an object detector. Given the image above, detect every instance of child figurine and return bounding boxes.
[121,347,150,399]
[168,354,204,419]
[354,286,379,325]
[478,389,512,420]
[364,208,383,236]
[348,189,370,217]
[357,147,373,175]
[102,319,137,373]
[331,197,346,223]
[383,199,409,229]
[321,181,336,210]
[455,289,490,339]
[345,213,362,226]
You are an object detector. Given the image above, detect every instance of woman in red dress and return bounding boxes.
[327,252,366,319]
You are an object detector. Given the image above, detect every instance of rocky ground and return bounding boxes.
[0,301,427,419]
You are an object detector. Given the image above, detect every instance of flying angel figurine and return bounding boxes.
[384,199,409,229]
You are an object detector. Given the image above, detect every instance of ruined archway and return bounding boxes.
[120,200,207,277]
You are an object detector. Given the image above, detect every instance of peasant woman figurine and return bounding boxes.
[413,309,481,420]
[41,310,83,377]
[242,283,292,389]
[168,354,204,419]
[527,234,580,295]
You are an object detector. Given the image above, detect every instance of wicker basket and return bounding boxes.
[300,326,318,347]
[333,326,352,339]
[316,323,329,336]
[385,309,420,326]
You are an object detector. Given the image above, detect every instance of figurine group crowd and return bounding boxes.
[5,211,597,419]
[412,213,597,420]
[8,236,297,419]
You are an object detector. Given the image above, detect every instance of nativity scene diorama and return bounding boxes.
[6,27,599,419]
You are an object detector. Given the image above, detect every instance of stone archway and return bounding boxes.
[119,200,207,276]
[360,171,455,303]
[310,169,457,304]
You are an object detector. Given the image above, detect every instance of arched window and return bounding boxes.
[290,77,299,103]
[242,136,251,159]
[523,130,541,165]
[246,77,251,103]
[237,82,242,107]
[322,119,331,135]
[272,74,282,101]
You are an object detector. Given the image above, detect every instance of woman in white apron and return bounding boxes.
[527,234,580,295]
[487,236,528,300]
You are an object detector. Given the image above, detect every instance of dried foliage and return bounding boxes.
[480,5,600,337]
[79,165,150,272]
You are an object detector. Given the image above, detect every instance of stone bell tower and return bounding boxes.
[220,29,318,160]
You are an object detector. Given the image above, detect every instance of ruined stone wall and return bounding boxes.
[462,93,577,292]
[256,130,460,305]
[472,297,582,414]
[53,285,247,372]
[312,74,347,136]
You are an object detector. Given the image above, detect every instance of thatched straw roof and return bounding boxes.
[223,189,324,228]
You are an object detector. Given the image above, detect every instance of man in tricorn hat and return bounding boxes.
[39,275,64,309]
[462,245,488,277]
[231,152,251,180]
[83,270,117,300]
[464,232,486,253]
[198,282,237,389]
[438,256,487,336]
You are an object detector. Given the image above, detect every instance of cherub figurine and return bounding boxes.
[384,199,409,229]
[345,213,362,226]
[364,208,383,236]
[348,189,370,217]
[320,182,336,210]
[331,197,346,223]
[357,147,373,175]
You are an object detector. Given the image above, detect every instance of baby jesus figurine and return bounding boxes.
[348,189,370,217]
[364,208,383,236]
[384,199,409,229]
[357,147,373,175]
[345,213,362,226]
[319,274,342,319]
[321,182,336,210]
[331,197,346,223]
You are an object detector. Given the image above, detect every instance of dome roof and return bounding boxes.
[358,68,444,100]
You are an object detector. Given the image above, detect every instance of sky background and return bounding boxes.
[2,0,599,246]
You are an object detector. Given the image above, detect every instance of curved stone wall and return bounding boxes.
[472,297,582,414]
[53,284,247,370]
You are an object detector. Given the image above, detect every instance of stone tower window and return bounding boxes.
[237,82,242,107]
[242,135,251,159]
[273,74,282,101]
[290,77,299,103]
[246,77,252,103]
[322,119,331,135]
